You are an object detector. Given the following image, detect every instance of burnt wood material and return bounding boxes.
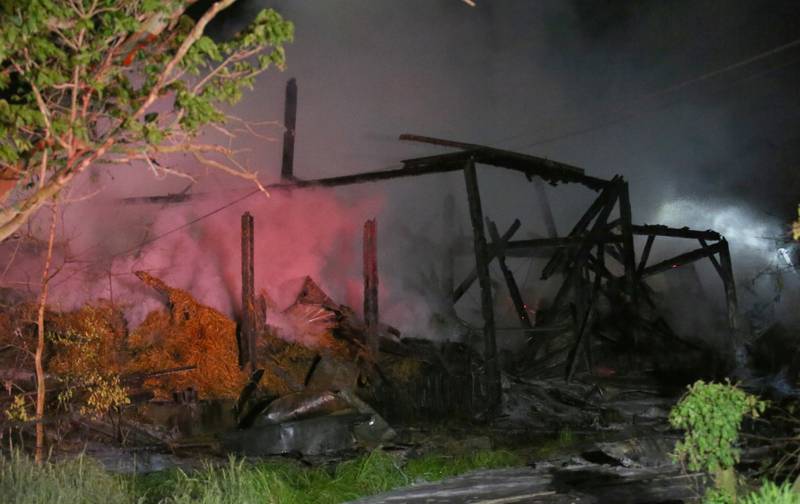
[240,212,256,370]
[541,180,621,280]
[506,232,623,256]
[363,218,379,358]
[544,180,621,323]
[487,218,533,329]
[399,133,609,190]
[718,239,738,332]
[631,224,721,241]
[565,297,595,382]
[280,78,298,181]
[452,219,521,303]
[699,238,724,277]
[463,158,501,414]
[638,241,724,280]
[637,235,656,275]
[617,180,637,300]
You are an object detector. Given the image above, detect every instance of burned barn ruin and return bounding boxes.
[118,79,743,426]
[0,80,750,483]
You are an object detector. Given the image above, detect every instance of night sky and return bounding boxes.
[203,0,800,223]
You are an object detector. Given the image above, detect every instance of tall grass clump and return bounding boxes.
[139,449,524,504]
[2,448,524,504]
[0,451,135,504]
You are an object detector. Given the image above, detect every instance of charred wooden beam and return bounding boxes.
[637,235,656,275]
[122,190,193,205]
[452,219,521,303]
[618,180,637,299]
[235,368,265,417]
[533,178,558,238]
[542,175,622,280]
[544,181,620,324]
[487,218,533,329]
[639,241,724,280]
[124,144,611,206]
[565,287,597,382]
[587,252,614,281]
[280,78,298,181]
[363,218,379,359]
[718,239,738,333]
[631,224,721,241]
[399,133,610,190]
[240,212,256,370]
[699,238,724,277]
[463,158,501,414]
[507,232,622,252]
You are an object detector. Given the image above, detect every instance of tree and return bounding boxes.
[0,0,293,243]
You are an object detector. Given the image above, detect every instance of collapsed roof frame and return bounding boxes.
[126,79,740,415]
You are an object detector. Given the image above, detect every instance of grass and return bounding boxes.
[0,449,525,504]
[0,451,134,504]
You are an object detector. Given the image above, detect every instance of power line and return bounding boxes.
[495,36,800,150]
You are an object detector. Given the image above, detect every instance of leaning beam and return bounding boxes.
[487,218,533,329]
[639,242,724,279]
[463,158,501,415]
[452,219,521,303]
[399,133,609,190]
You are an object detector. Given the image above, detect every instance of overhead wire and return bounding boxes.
[492,36,800,151]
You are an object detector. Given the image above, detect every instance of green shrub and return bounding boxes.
[704,487,735,504]
[669,380,766,473]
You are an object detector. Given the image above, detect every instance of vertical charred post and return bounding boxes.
[718,239,738,333]
[363,218,379,359]
[618,179,637,301]
[463,158,501,415]
[240,212,256,370]
[486,218,532,330]
[280,78,298,181]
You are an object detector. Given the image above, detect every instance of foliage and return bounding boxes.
[741,481,800,504]
[49,308,130,418]
[0,0,293,241]
[0,451,135,504]
[669,380,766,473]
[3,394,31,423]
[704,487,735,504]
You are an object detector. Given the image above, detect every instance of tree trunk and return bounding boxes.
[34,205,57,464]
